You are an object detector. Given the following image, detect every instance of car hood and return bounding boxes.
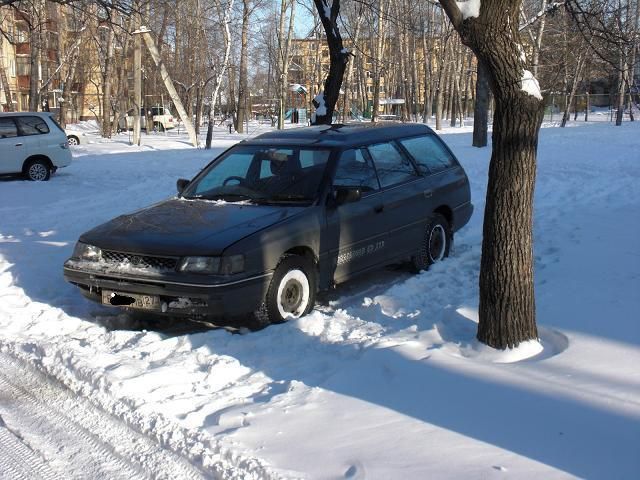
[80,198,303,256]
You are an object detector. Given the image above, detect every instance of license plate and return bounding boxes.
[102,290,161,311]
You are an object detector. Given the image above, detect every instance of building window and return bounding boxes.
[15,27,29,44]
[16,56,30,76]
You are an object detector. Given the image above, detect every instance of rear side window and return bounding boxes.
[0,118,18,138]
[367,141,417,188]
[399,134,456,175]
[49,115,66,133]
[16,116,50,136]
[333,148,380,193]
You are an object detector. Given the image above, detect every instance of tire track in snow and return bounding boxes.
[0,352,208,480]
[0,419,57,480]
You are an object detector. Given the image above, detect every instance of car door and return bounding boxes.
[325,148,388,282]
[15,115,52,158]
[365,140,432,260]
[0,117,24,174]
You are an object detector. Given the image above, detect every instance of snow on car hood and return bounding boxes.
[80,198,302,256]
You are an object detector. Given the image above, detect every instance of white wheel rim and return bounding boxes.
[428,225,446,262]
[29,163,48,181]
[68,137,78,145]
[276,269,310,319]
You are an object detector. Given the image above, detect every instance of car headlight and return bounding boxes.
[178,255,244,275]
[73,242,102,261]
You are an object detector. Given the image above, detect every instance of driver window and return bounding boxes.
[333,148,380,193]
[194,152,253,194]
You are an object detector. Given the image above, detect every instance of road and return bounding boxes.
[0,352,208,480]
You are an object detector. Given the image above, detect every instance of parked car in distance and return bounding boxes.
[0,112,72,181]
[64,123,473,329]
[118,106,176,132]
[64,125,84,145]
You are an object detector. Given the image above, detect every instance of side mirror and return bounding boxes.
[333,186,362,206]
[176,178,190,195]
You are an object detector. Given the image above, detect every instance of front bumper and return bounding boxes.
[63,262,272,318]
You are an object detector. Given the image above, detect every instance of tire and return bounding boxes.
[67,135,80,146]
[25,159,51,181]
[411,213,451,272]
[250,255,316,330]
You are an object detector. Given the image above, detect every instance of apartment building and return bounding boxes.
[0,3,101,121]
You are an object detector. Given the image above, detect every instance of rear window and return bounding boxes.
[49,115,66,134]
[399,134,456,174]
[0,118,18,138]
[16,116,50,136]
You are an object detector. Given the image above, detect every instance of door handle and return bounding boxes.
[423,190,433,198]
[374,204,384,213]
[15,143,23,147]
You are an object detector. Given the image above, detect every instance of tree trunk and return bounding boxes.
[440,0,545,349]
[0,62,14,112]
[142,30,198,146]
[236,0,250,133]
[561,54,585,128]
[371,0,387,123]
[28,20,41,111]
[343,12,363,122]
[206,0,234,149]
[102,23,115,138]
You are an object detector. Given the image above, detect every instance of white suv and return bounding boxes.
[119,106,175,132]
[0,112,72,181]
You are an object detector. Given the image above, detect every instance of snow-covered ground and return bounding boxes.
[0,121,638,479]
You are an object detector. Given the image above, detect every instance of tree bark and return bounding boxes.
[206,0,234,148]
[343,11,363,122]
[102,21,115,138]
[236,0,250,133]
[472,58,489,147]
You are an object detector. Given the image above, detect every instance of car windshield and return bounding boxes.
[183,145,332,205]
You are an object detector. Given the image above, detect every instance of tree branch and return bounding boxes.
[438,0,462,30]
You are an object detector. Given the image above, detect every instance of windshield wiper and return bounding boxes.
[187,193,253,201]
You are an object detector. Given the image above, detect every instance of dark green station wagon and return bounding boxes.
[64,123,473,328]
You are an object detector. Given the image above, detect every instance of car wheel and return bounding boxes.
[67,135,80,145]
[251,255,316,330]
[25,159,51,181]
[412,213,451,272]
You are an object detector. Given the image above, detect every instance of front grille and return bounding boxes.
[102,250,178,271]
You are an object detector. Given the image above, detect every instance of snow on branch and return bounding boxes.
[455,0,481,20]
[519,1,565,31]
